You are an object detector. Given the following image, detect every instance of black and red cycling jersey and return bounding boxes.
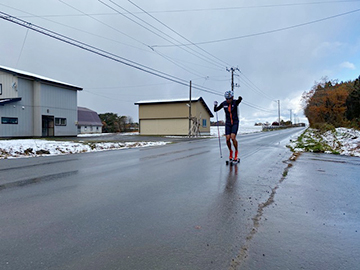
[214,97,242,125]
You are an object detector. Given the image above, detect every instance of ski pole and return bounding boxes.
[216,111,222,158]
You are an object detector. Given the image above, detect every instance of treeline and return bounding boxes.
[99,113,138,133]
[303,75,360,129]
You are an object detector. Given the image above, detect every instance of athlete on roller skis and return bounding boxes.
[214,91,243,164]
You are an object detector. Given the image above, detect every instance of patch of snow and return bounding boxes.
[288,127,360,157]
[210,125,262,137]
[0,139,169,159]
[77,132,139,137]
[77,133,114,137]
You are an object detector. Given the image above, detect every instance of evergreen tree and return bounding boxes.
[346,75,360,124]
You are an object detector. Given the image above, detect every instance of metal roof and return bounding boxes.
[77,107,102,126]
[0,65,82,91]
[135,97,214,117]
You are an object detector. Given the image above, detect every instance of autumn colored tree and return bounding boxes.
[303,78,351,128]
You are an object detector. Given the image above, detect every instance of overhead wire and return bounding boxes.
[57,0,209,78]
[55,0,213,79]
[14,0,360,18]
[0,10,277,114]
[241,101,274,112]
[0,2,150,53]
[154,7,360,47]
[145,0,360,14]
[127,0,231,68]
[97,1,217,78]
[0,11,223,97]
[98,0,227,70]
[57,0,149,48]
[152,49,206,78]
[236,74,276,102]
[15,28,29,68]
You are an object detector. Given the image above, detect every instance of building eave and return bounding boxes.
[135,96,214,118]
[0,97,22,106]
[0,65,82,91]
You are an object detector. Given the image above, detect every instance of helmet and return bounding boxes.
[224,90,233,99]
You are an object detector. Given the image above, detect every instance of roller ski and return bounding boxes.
[226,151,240,166]
[226,158,240,166]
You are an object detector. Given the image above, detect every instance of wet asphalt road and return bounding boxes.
[0,127,307,270]
[239,153,360,270]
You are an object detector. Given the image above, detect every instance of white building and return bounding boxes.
[77,107,102,134]
[0,65,82,138]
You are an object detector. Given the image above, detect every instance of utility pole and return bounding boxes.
[278,100,281,126]
[226,67,240,95]
[289,109,292,125]
[188,80,192,137]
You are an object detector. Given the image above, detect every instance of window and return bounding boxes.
[0,83,2,95]
[55,118,67,126]
[202,119,207,128]
[1,117,18,124]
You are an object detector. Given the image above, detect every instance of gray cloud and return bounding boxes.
[1,0,359,125]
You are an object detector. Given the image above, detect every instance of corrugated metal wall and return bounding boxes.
[40,84,77,136]
[0,70,79,137]
[0,77,34,137]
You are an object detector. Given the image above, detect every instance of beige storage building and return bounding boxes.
[135,97,214,136]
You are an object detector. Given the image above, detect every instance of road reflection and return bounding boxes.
[225,164,239,192]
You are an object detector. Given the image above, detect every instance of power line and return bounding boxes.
[148,0,360,14]
[57,0,149,48]
[0,11,276,114]
[153,50,205,77]
[58,0,208,78]
[0,2,151,53]
[16,28,29,68]
[154,7,360,47]
[241,101,274,112]
[0,11,220,96]
[127,0,231,68]
[98,0,226,70]
[13,1,360,18]
[237,73,276,101]
[85,81,174,90]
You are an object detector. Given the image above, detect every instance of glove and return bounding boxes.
[238,96,242,102]
[214,101,218,106]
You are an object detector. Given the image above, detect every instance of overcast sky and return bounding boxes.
[1,0,359,125]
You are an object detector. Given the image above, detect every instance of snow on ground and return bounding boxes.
[77,132,139,137]
[0,126,262,159]
[210,125,262,137]
[0,139,168,159]
[288,127,360,157]
[323,128,360,157]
